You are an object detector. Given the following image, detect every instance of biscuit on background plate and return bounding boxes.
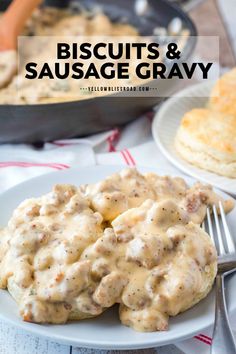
[175,108,236,178]
[209,68,236,117]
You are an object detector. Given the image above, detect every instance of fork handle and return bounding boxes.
[211,274,236,354]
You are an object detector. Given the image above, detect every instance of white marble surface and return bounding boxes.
[0,322,185,354]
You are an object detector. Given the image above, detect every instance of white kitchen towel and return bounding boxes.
[0,113,235,354]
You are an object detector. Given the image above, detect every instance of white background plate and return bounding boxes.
[152,81,236,196]
[0,165,235,349]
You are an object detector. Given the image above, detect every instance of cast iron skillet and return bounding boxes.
[0,0,197,143]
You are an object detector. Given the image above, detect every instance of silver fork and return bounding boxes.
[203,202,236,354]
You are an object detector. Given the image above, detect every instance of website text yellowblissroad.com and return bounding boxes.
[85,86,151,92]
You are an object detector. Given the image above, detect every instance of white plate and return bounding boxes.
[0,165,235,350]
[152,81,236,196]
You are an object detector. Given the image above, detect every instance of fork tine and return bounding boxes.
[206,207,215,246]
[201,220,206,231]
[213,205,226,255]
[219,201,236,253]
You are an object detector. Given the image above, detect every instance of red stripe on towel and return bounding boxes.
[120,150,130,166]
[146,111,154,122]
[124,149,136,166]
[107,128,120,152]
[194,335,211,346]
[198,334,212,342]
[107,137,117,152]
[0,162,69,170]
[52,141,83,147]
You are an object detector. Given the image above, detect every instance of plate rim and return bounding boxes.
[0,165,235,349]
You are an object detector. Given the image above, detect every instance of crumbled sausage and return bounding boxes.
[93,272,128,307]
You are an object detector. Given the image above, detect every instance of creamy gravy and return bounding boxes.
[82,168,233,223]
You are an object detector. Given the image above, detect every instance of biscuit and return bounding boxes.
[175,108,236,178]
[209,68,236,117]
